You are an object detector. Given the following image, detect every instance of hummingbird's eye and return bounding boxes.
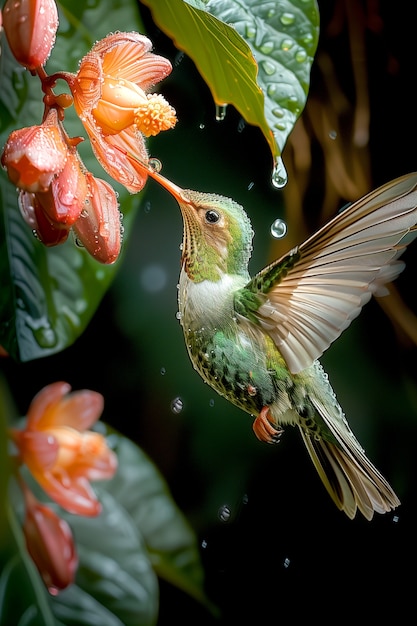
[205,210,220,224]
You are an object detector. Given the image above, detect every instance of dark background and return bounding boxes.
[3,1,417,622]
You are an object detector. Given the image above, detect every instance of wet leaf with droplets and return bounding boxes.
[141,0,319,171]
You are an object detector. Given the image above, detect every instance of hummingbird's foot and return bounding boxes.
[253,406,284,444]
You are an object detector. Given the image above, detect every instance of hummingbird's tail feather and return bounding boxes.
[299,428,399,519]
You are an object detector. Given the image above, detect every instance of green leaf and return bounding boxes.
[50,489,159,626]
[100,431,210,610]
[140,0,319,179]
[0,0,145,361]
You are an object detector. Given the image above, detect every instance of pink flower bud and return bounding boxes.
[23,489,78,593]
[18,190,70,246]
[1,110,68,192]
[73,174,122,264]
[2,0,59,70]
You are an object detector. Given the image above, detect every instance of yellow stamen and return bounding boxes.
[134,93,177,137]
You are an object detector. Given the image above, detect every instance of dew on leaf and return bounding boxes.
[280,12,295,26]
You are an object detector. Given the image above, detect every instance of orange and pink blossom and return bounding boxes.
[62,31,176,193]
[10,382,117,516]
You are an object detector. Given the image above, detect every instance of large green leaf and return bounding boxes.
[100,432,210,609]
[140,0,319,184]
[0,0,146,362]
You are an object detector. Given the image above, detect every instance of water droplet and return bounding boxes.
[242,493,249,505]
[201,538,208,549]
[209,398,215,407]
[171,397,183,414]
[247,181,255,191]
[143,201,151,214]
[393,515,399,523]
[199,123,205,130]
[271,157,288,188]
[281,38,294,51]
[215,103,228,121]
[33,324,57,348]
[283,557,291,568]
[160,367,166,376]
[237,118,246,133]
[218,504,231,522]
[261,60,276,76]
[272,107,284,118]
[295,49,307,63]
[149,157,162,172]
[260,41,274,54]
[174,51,184,66]
[280,12,295,26]
[176,311,182,320]
[246,25,256,39]
[270,218,287,238]
[329,130,337,140]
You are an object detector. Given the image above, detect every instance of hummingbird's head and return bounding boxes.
[176,189,254,283]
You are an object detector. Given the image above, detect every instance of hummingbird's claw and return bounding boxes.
[253,406,284,444]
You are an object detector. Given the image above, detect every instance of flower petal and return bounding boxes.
[12,430,58,470]
[83,114,148,192]
[50,389,104,431]
[32,468,102,516]
[26,382,72,430]
[102,41,172,88]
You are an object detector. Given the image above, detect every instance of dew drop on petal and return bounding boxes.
[149,157,162,172]
[218,504,231,522]
[171,397,183,414]
[270,218,287,238]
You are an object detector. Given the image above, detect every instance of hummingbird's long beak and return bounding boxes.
[113,145,193,206]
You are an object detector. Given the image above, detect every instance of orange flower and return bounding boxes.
[1,110,68,192]
[2,0,59,70]
[64,32,176,193]
[23,487,78,594]
[10,382,117,516]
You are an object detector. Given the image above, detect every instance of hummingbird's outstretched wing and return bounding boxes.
[239,173,417,374]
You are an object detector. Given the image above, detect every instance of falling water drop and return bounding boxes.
[271,156,288,188]
[218,504,231,522]
[215,103,228,121]
[171,397,183,414]
[270,218,287,238]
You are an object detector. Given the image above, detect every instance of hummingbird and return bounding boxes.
[123,149,417,520]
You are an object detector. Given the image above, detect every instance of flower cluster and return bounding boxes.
[1,0,177,263]
[10,382,117,593]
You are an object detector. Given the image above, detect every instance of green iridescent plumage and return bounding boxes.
[124,151,417,520]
